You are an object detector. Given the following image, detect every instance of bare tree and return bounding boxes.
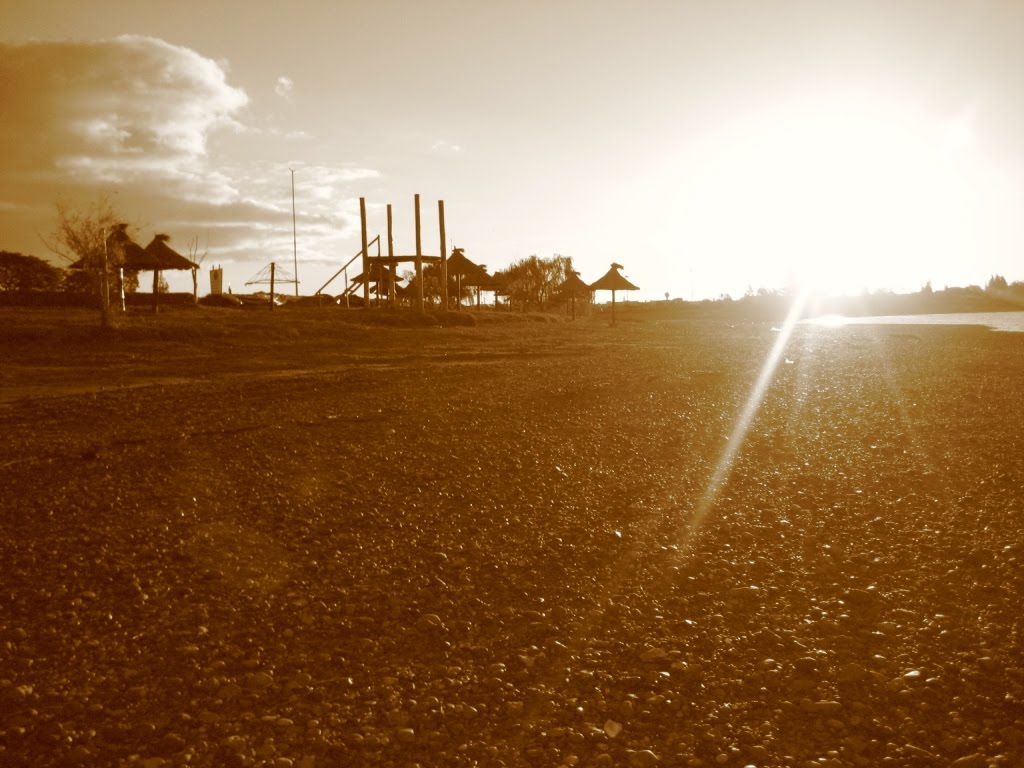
[186,233,209,303]
[46,197,126,326]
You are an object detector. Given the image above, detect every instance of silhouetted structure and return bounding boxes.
[317,195,449,311]
[140,234,200,313]
[589,262,639,325]
[558,269,590,320]
[245,262,297,311]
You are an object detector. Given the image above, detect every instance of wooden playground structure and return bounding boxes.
[316,194,449,311]
[309,194,639,318]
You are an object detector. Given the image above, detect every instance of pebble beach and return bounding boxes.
[1,306,1022,767]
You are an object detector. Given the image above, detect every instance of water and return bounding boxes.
[804,311,1024,333]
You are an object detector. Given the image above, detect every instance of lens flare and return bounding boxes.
[677,289,809,548]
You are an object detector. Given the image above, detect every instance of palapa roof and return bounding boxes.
[589,262,639,292]
[446,248,477,276]
[558,270,590,293]
[447,248,492,287]
[69,223,147,270]
[141,234,199,272]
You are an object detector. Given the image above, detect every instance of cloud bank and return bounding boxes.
[0,35,248,184]
[0,36,375,286]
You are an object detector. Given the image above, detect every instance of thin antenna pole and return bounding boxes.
[290,168,299,296]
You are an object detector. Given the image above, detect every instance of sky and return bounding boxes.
[2,0,1023,300]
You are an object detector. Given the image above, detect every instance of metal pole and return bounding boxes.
[291,168,299,296]
[270,262,276,311]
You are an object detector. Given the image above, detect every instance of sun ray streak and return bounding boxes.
[678,290,810,547]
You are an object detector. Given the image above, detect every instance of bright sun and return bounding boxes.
[660,94,976,298]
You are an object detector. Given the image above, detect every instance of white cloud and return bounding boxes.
[275,76,295,101]
[0,37,377,287]
[431,139,463,153]
[0,35,248,185]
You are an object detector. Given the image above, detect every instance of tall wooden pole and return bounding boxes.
[438,200,448,310]
[414,194,424,312]
[290,168,299,296]
[360,197,370,308]
[387,204,395,306]
[101,228,111,326]
[270,262,276,311]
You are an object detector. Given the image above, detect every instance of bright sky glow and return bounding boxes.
[2,1,1023,299]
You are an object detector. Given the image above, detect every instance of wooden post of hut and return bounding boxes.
[414,194,424,312]
[438,200,448,311]
[588,263,638,327]
[387,204,396,307]
[360,197,370,309]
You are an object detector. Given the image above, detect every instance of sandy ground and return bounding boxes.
[1,305,1022,768]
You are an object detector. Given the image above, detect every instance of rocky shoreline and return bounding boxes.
[1,308,1022,767]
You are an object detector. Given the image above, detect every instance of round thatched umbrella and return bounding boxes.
[141,234,199,312]
[558,269,590,321]
[589,262,639,326]
[446,247,483,309]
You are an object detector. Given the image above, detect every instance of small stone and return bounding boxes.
[814,701,843,716]
[794,657,819,675]
[247,671,274,689]
[836,663,867,683]
[604,720,623,738]
[950,754,987,768]
[629,749,660,767]
[418,614,445,630]
[640,647,669,663]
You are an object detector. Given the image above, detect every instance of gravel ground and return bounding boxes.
[1,307,1022,767]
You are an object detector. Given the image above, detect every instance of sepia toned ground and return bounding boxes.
[1,305,1022,768]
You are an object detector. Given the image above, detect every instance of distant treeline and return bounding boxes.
[685,277,1024,321]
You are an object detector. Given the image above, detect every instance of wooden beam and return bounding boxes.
[365,255,442,265]
[414,194,424,312]
[438,200,448,310]
[359,197,369,308]
[387,203,395,307]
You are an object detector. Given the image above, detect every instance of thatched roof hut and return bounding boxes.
[140,234,198,311]
[446,248,492,307]
[589,262,639,292]
[557,269,591,320]
[69,223,147,271]
[142,234,199,272]
[589,263,638,325]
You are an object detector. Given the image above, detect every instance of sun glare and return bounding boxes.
[665,95,975,298]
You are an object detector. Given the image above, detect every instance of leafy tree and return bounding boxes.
[496,253,576,311]
[986,274,1008,293]
[0,251,63,292]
